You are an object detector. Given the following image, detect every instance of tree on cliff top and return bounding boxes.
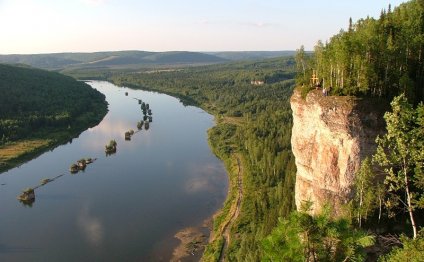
[296,0,424,102]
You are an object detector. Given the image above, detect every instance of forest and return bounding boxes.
[296,0,424,103]
[0,64,107,172]
[109,57,298,260]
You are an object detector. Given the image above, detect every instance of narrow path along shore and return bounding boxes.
[219,155,243,262]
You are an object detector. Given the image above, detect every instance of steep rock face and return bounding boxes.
[290,89,386,215]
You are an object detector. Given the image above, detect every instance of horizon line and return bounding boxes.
[0,49,302,56]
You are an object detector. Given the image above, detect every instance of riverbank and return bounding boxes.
[1,81,228,261]
[96,80,230,261]
[106,60,297,260]
[171,130,242,262]
[202,154,243,261]
[0,65,109,174]
[107,79,241,260]
[170,219,211,261]
[0,105,107,174]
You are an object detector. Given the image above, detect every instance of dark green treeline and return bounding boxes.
[0,64,107,145]
[297,0,424,103]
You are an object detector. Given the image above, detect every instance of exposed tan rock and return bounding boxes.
[290,89,386,216]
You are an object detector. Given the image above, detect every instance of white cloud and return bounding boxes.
[184,163,224,194]
[77,205,104,246]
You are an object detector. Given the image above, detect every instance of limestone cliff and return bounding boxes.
[290,89,386,215]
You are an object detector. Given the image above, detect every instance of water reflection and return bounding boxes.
[77,204,104,247]
[185,163,225,194]
[0,81,228,261]
[18,198,35,207]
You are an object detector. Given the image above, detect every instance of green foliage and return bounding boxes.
[0,64,107,172]
[0,64,107,146]
[373,94,424,238]
[298,0,424,102]
[262,208,375,262]
[352,157,381,227]
[203,236,225,262]
[208,123,237,156]
[227,108,296,261]
[107,57,297,260]
[261,214,304,262]
[295,45,313,87]
[379,231,424,261]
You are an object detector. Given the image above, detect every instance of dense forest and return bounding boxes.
[297,0,424,103]
[108,58,298,260]
[0,64,107,172]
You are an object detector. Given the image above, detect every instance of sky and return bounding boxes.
[0,0,407,54]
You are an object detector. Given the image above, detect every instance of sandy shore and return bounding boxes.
[170,219,212,262]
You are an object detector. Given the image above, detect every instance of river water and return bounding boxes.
[0,81,228,261]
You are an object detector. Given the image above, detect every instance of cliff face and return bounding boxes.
[290,89,385,215]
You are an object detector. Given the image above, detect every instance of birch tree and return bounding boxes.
[373,94,424,239]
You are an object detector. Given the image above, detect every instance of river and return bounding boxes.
[0,81,228,261]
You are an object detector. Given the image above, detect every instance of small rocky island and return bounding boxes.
[105,140,117,155]
[17,188,35,204]
[69,158,96,173]
[125,130,135,140]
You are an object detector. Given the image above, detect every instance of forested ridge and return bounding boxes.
[109,58,297,260]
[0,51,227,70]
[0,64,107,172]
[297,0,424,103]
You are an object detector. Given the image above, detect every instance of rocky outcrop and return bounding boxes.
[290,89,386,215]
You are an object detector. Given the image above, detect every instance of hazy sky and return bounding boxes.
[0,0,406,54]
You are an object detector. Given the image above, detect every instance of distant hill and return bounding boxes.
[0,50,299,71]
[0,51,228,70]
[206,51,296,61]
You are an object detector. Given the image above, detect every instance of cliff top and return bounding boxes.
[292,88,389,123]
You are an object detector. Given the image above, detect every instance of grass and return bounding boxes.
[0,104,107,174]
[0,139,52,161]
[0,139,52,172]
[203,236,225,262]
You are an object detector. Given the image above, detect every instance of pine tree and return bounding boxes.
[262,206,375,261]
